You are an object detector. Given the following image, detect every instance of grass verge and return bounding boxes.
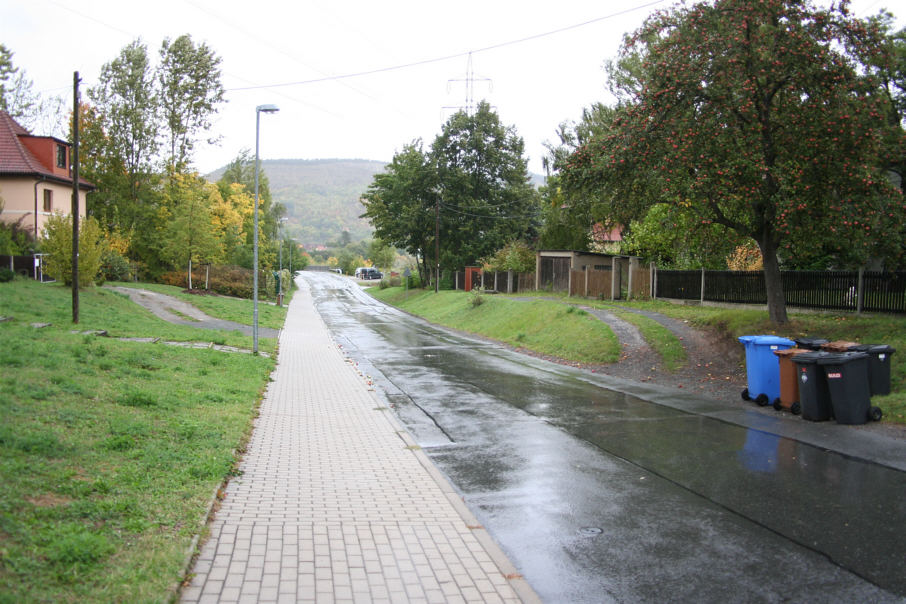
[0,278,278,602]
[369,287,620,365]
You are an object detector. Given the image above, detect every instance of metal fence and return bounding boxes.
[654,269,906,314]
[1,254,53,281]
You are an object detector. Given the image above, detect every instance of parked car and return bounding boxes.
[361,268,383,280]
[354,267,367,279]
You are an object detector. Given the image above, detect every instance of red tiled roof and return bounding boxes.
[0,111,93,189]
[0,111,48,175]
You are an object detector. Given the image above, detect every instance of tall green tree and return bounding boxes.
[88,40,160,213]
[430,102,539,272]
[561,0,905,324]
[159,173,223,289]
[158,35,225,170]
[360,141,437,282]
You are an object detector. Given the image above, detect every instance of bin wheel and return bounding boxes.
[741,388,750,401]
[755,393,769,406]
[869,406,883,422]
[772,398,782,411]
[791,402,802,416]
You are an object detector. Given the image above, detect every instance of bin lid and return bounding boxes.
[774,348,811,358]
[821,340,861,352]
[816,351,869,365]
[790,350,833,365]
[850,344,896,355]
[752,335,795,347]
[794,338,829,350]
[738,335,757,345]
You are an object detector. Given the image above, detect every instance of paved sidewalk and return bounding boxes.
[181,280,537,603]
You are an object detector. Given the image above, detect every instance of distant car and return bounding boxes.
[354,267,367,279]
[330,268,342,274]
[360,268,383,280]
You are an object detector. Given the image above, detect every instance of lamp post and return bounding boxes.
[253,103,279,354]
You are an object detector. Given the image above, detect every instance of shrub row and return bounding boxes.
[158,265,256,298]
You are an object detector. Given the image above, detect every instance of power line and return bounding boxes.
[439,202,534,221]
[225,0,669,92]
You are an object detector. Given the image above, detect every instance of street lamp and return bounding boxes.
[253,103,279,354]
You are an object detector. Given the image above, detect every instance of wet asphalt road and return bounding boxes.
[300,272,906,603]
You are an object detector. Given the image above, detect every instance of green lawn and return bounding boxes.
[371,287,621,365]
[0,278,281,602]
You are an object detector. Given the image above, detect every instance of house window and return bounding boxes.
[43,190,52,212]
[56,144,67,169]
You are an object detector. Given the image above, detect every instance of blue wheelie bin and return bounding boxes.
[739,335,795,406]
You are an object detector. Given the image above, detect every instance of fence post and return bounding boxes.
[857,268,864,314]
[628,257,638,300]
[700,268,706,304]
[651,263,657,300]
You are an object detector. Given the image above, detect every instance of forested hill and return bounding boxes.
[224,158,387,247]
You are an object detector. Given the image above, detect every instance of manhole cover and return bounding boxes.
[578,527,603,536]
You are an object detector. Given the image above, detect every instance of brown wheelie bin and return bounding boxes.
[773,348,811,414]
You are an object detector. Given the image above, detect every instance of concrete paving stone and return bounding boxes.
[260,573,279,588]
[200,579,223,595]
[222,573,243,589]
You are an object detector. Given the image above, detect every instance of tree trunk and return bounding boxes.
[759,237,788,324]
[188,257,193,290]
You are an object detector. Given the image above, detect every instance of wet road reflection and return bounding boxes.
[302,273,906,603]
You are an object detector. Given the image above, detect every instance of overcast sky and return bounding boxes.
[4,0,902,176]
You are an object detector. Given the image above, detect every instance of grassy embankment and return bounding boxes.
[369,286,906,424]
[0,279,284,603]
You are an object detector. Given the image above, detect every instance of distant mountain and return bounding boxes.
[253,158,386,248]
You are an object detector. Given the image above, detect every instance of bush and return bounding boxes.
[0,267,14,282]
[100,249,133,283]
[42,214,106,287]
[158,265,255,298]
[470,288,485,307]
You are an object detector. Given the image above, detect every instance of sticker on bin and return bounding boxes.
[880,354,887,361]
[770,345,779,350]
[827,372,842,379]
[800,374,808,383]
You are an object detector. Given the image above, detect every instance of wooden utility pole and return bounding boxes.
[71,71,80,324]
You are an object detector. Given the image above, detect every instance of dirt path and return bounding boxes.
[107,286,279,338]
